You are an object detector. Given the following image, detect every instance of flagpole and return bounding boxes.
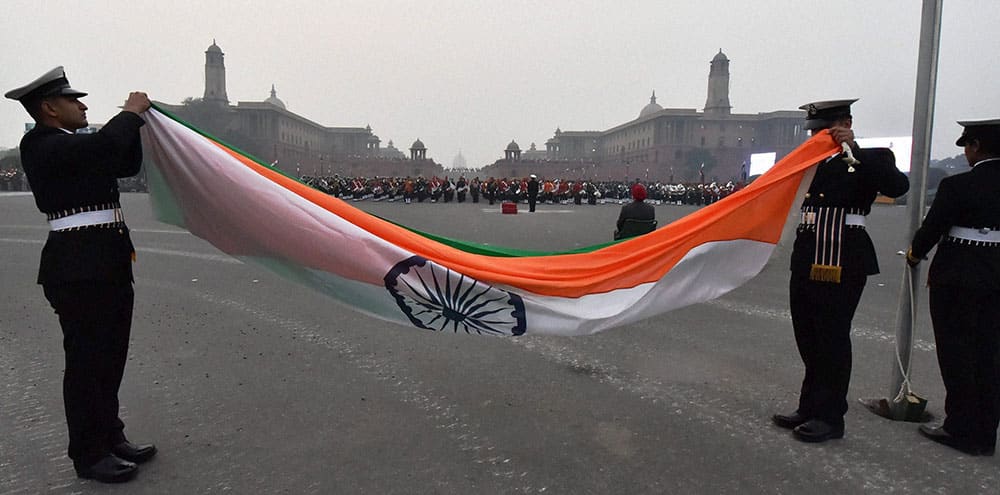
[864,0,943,421]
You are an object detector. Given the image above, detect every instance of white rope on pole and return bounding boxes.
[893,260,918,403]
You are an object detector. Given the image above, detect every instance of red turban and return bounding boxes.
[631,183,647,201]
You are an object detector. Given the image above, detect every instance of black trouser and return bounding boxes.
[528,194,538,212]
[930,286,1000,450]
[789,272,866,425]
[43,281,134,467]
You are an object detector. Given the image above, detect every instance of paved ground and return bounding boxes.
[1,192,996,494]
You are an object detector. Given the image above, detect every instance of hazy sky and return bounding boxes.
[2,0,997,169]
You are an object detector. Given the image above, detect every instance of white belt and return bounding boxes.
[48,208,123,231]
[948,226,1000,244]
[800,212,866,227]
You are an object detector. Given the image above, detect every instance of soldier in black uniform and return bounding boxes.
[6,67,156,483]
[585,181,598,205]
[527,174,540,212]
[470,177,481,203]
[772,99,909,443]
[456,176,468,203]
[907,119,1000,456]
[486,177,498,205]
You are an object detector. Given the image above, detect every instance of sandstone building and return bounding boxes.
[485,50,806,183]
[159,41,444,178]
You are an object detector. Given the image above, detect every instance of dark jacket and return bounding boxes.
[527,179,540,195]
[911,158,1000,290]
[616,200,656,231]
[790,147,909,279]
[20,111,145,285]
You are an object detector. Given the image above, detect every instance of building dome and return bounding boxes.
[506,140,520,152]
[379,140,406,159]
[712,49,728,62]
[639,91,663,118]
[411,139,426,150]
[207,39,222,53]
[265,84,286,109]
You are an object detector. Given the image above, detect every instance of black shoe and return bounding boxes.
[772,411,810,430]
[75,454,137,483]
[112,441,157,464]
[918,425,995,456]
[792,419,845,443]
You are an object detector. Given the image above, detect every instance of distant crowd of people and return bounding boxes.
[4,167,747,203]
[300,174,746,206]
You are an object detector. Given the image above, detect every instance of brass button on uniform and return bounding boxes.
[805,193,811,198]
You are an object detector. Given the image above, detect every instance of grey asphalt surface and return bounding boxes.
[1,192,996,494]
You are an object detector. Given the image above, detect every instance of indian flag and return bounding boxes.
[141,106,838,337]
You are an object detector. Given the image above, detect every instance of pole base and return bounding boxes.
[859,395,932,423]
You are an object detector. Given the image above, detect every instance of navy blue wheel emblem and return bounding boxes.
[384,256,526,336]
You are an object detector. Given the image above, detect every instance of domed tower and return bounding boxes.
[204,39,229,105]
[704,49,731,115]
[546,128,562,159]
[410,139,427,160]
[505,140,521,161]
[365,124,380,153]
[639,91,663,118]
[264,84,286,109]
